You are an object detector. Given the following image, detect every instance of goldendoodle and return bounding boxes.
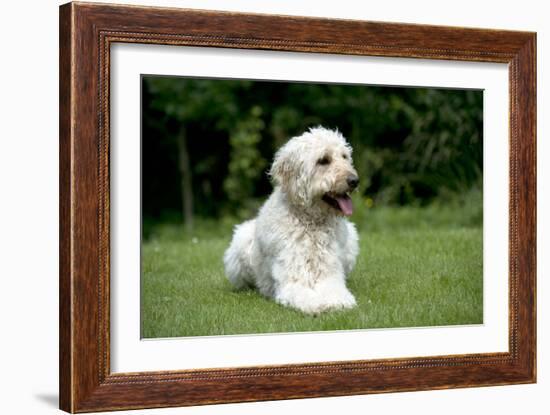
[223,126,359,314]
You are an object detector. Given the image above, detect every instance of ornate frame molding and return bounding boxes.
[60,2,536,412]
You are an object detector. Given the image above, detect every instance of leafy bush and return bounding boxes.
[142,77,483,225]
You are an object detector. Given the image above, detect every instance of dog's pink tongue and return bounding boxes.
[335,195,353,216]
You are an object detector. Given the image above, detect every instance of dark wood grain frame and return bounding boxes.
[59,1,536,412]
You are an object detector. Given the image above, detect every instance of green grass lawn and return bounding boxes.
[141,203,483,338]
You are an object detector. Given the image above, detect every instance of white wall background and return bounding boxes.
[0,1,546,414]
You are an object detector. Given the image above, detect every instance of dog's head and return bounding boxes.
[269,126,359,216]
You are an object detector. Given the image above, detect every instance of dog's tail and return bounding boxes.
[223,219,256,289]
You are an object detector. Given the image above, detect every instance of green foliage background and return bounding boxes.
[142,76,483,231]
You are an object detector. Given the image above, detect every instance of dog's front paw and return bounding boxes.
[324,290,357,311]
[314,280,357,311]
[299,288,357,314]
[274,281,357,315]
[274,285,333,315]
[335,290,357,309]
[275,290,326,315]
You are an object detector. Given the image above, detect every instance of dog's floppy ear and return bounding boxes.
[269,139,310,206]
[269,144,290,187]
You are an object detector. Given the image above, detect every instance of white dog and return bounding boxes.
[223,127,359,314]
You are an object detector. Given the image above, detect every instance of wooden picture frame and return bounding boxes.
[59,2,536,412]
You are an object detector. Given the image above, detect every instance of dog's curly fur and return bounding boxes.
[223,127,360,314]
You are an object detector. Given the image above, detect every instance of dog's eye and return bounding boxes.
[317,156,331,165]
[342,153,348,159]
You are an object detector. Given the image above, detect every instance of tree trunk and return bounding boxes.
[176,126,194,232]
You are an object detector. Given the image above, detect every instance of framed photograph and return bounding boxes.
[59,2,536,412]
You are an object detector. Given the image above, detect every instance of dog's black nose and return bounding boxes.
[347,175,359,189]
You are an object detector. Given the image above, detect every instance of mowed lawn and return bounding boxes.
[141,205,483,338]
